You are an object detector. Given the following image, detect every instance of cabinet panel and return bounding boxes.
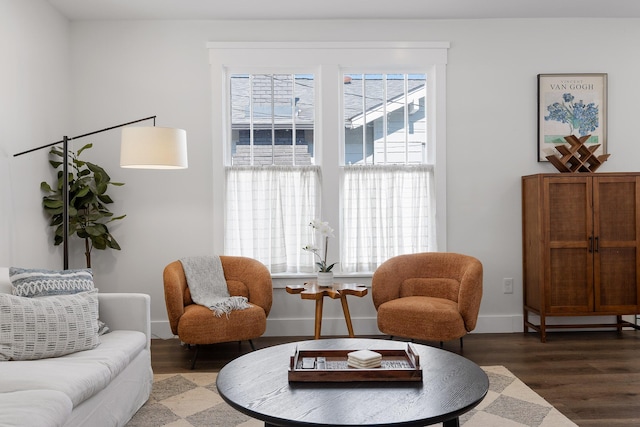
[596,180,636,242]
[546,177,593,313]
[597,247,638,309]
[547,179,589,242]
[593,176,640,312]
[549,247,591,312]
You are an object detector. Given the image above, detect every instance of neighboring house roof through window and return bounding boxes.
[230,74,425,130]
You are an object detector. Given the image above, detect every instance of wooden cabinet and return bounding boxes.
[522,173,640,342]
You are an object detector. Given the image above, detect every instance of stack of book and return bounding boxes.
[347,350,382,369]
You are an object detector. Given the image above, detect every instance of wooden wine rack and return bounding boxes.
[546,134,610,173]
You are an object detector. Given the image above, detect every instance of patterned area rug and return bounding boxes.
[127,366,577,427]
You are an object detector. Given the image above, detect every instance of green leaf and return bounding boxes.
[49,147,64,158]
[87,162,110,181]
[91,235,107,250]
[96,182,108,195]
[43,199,63,209]
[76,143,93,157]
[75,186,90,198]
[85,225,107,237]
[40,181,53,192]
[98,194,114,204]
[107,237,122,250]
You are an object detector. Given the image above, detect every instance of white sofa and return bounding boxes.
[0,268,152,427]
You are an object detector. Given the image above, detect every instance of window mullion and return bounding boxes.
[291,74,297,166]
[404,75,409,165]
[249,74,255,166]
[383,74,388,165]
[270,74,275,165]
[361,75,367,165]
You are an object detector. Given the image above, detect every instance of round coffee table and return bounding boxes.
[216,338,488,427]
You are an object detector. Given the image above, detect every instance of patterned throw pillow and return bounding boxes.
[8,267,109,336]
[0,291,100,361]
[9,267,94,297]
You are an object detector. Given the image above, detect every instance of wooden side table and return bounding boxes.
[286,282,368,339]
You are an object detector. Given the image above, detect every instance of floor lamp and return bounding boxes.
[14,115,188,269]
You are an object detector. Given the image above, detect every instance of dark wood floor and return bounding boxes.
[151,330,640,426]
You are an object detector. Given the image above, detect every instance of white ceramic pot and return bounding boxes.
[317,271,334,286]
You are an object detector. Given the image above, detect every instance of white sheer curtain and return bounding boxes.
[341,164,436,273]
[225,165,321,273]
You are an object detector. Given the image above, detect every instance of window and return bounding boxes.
[225,73,320,273]
[341,74,436,272]
[208,42,449,274]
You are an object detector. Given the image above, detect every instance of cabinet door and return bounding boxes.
[593,176,640,312]
[545,177,593,313]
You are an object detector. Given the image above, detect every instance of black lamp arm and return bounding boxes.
[13,115,156,158]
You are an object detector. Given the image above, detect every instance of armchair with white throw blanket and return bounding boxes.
[163,256,273,369]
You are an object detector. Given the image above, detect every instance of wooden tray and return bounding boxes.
[288,344,422,382]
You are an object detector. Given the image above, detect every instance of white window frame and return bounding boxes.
[208,41,449,275]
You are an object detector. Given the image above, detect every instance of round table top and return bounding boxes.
[216,338,488,427]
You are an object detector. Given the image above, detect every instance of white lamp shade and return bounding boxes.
[120,127,188,169]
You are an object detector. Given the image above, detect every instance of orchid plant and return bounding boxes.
[303,219,337,272]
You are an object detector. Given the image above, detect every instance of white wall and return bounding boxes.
[6,13,640,338]
[0,0,70,268]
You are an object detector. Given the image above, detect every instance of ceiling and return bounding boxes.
[47,0,640,21]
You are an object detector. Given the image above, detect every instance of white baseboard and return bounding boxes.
[151,314,527,340]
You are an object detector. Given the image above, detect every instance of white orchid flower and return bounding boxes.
[303,219,338,272]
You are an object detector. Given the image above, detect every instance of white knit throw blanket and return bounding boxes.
[179,256,250,317]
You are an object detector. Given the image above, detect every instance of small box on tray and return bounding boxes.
[347,350,382,368]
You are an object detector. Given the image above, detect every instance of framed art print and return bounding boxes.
[537,73,607,162]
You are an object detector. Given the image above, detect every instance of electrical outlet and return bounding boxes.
[503,278,514,294]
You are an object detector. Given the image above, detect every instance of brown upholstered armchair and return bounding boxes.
[372,252,483,347]
[163,256,273,368]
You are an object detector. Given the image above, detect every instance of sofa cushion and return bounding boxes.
[0,291,99,361]
[0,390,72,427]
[0,330,147,407]
[9,267,94,297]
[377,296,466,341]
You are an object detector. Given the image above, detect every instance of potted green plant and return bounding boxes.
[40,143,125,268]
